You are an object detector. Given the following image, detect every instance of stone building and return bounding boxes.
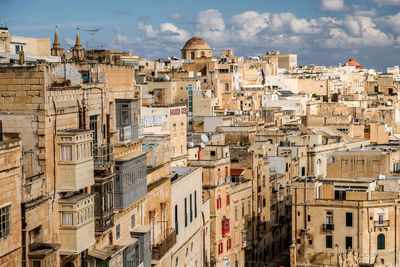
[0,26,50,56]
[0,61,151,266]
[170,167,205,267]
[291,177,400,266]
[142,105,188,167]
[0,133,23,267]
[263,51,297,70]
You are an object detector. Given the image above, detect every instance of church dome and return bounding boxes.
[182,37,211,50]
[344,59,363,69]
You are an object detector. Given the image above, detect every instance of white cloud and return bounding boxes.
[325,16,394,48]
[159,23,189,42]
[376,12,400,35]
[320,0,346,11]
[229,11,269,41]
[137,22,157,38]
[371,0,400,6]
[194,9,226,43]
[109,8,400,66]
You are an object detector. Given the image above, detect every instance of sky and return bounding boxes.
[1,0,400,69]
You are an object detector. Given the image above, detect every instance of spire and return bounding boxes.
[51,26,63,56]
[53,26,60,47]
[73,27,84,60]
[75,27,81,47]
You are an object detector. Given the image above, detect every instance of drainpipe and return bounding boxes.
[368,207,371,264]
[106,114,111,144]
[82,92,87,129]
[21,203,26,267]
[395,205,397,266]
[357,204,360,252]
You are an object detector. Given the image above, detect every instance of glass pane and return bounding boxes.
[121,110,129,125]
[61,145,72,161]
[62,213,73,226]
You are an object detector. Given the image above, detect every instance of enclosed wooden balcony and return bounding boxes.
[152,228,176,260]
[57,129,94,192]
[59,193,95,254]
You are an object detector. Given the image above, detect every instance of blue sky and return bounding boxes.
[1,0,400,69]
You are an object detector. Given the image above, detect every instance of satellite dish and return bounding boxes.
[200,142,206,148]
[201,134,209,143]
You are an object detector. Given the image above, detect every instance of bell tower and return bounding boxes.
[72,27,85,60]
[51,26,63,57]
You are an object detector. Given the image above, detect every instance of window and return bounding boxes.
[308,239,312,245]
[131,214,135,229]
[222,219,230,235]
[217,195,221,209]
[378,214,384,224]
[210,151,216,156]
[180,87,183,90]
[190,194,193,222]
[307,215,311,222]
[89,115,98,145]
[115,175,121,191]
[326,235,333,248]
[326,215,333,225]
[60,145,72,161]
[346,213,353,227]
[62,212,73,226]
[120,108,130,125]
[184,198,188,227]
[226,192,230,206]
[345,236,352,249]
[194,191,197,218]
[32,261,41,267]
[377,234,385,250]
[225,83,229,91]
[218,241,223,254]
[301,167,306,176]
[227,237,231,249]
[116,224,120,240]
[335,190,346,200]
[242,202,244,216]
[0,206,10,238]
[235,206,238,221]
[175,205,178,235]
[248,200,251,215]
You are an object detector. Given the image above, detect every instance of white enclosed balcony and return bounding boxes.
[59,193,95,254]
[57,129,94,192]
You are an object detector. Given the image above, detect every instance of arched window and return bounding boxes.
[377,234,385,250]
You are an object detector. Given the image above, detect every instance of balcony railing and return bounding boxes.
[93,144,114,169]
[323,224,334,231]
[152,228,176,260]
[374,220,390,228]
[118,124,139,143]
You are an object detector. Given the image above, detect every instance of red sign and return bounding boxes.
[170,107,188,116]
[181,107,188,114]
[170,108,180,116]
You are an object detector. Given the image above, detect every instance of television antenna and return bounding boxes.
[85,28,99,51]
